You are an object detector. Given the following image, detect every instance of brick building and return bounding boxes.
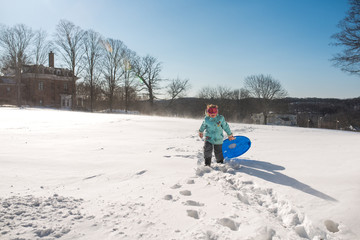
[0,52,79,109]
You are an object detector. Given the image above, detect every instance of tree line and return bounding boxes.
[0,20,288,123]
[0,20,191,112]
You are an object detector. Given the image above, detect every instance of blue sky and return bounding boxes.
[1,0,359,99]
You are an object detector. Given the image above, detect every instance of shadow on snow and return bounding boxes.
[225,158,337,202]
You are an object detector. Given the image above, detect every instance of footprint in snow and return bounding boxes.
[186,179,195,184]
[183,200,204,206]
[136,170,147,175]
[35,229,54,237]
[171,184,182,189]
[163,194,179,202]
[324,219,339,233]
[237,192,250,205]
[294,225,309,239]
[187,210,199,219]
[164,195,173,200]
[217,218,239,231]
[195,166,212,176]
[179,190,191,196]
[253,227,276,239]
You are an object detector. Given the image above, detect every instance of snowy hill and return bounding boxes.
[0,107,359,240]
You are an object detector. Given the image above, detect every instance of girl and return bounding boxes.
[199,104,235,166]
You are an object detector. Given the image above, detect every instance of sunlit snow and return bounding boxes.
[0,107,359,239]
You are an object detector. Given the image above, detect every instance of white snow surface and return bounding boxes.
[0,107,359,240]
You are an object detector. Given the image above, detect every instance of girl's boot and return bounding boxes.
[205,158,211,166]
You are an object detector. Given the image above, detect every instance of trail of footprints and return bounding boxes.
[164,163,338,239]
[164,176,240,232]
[206,164,338,239]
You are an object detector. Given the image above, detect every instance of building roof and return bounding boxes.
[0,77,16,84]
[0,64,79,82]
[22,64,75,78]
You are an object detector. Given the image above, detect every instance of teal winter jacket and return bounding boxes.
[199,115,232,145]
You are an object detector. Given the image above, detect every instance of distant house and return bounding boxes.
[267,113,297,126]
[0,76,18,105]
[0,52,79,109]
[251,113,265,125]
[251,112,297,126]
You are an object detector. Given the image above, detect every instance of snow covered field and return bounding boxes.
[0,107,359,240]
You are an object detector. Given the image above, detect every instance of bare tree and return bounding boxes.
[0,24,34,106]
[33,29,52,66]
[331,0,360,76]
[197,86,218,99]
[217,86,233,99]
[217,86,236,117]
[76,81,103,110]
[54,19,85,109]
[132,54,162,106]
[239,88,251,99]
[244,74,288,124]
[82,29,103,112]
[31,29,53,87]
[231,88,251,100]
[197,86,233,99]
[121,48,138,112]
[166,78,190,106]
[101,38,126,112]
[230,88,251,121]
[0,24,3,73]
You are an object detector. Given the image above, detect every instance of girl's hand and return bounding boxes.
[199,132,203,138]
[228,135,235,141]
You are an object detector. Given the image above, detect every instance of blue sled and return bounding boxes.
[223,136,251,159]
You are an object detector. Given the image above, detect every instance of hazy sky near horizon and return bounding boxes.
[1,0,359,99]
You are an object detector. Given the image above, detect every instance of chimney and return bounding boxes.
[49,51,54,68]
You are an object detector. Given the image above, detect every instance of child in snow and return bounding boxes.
[199,104,235,166]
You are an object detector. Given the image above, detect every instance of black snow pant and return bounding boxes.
[204,141,224,166]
